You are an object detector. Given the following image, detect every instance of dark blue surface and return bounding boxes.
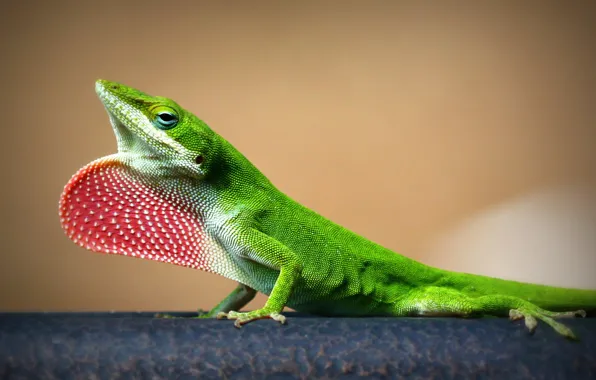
[0,312,595,379]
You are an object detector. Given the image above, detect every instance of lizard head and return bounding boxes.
[57,81,235,273]
[94,79,214,180]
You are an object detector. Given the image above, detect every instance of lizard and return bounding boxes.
[58,80,596,339]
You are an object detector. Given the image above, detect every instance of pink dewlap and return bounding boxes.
[59,158,208,269]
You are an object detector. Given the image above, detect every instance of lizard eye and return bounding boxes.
[155,112,178,130]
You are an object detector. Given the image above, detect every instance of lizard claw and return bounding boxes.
[509,308,582,340]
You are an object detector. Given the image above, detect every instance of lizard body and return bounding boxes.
[59,80,595,338]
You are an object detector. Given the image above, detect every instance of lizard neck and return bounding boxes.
[203,135,280,208]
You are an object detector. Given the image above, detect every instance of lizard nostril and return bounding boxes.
[111,84,119,90]
[195,155,204,165]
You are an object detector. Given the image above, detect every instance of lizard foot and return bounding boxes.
[216,309,286,328]
[509,308,586,340]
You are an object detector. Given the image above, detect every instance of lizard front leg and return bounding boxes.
[217,228,301,328]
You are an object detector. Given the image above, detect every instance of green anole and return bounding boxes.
[59,80,595,339]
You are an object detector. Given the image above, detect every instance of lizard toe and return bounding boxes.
[216,309,286,327]
[509,307,579,340]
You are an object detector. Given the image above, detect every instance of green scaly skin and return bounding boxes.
[59,80,596,339]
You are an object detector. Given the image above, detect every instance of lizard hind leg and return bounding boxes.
[155,282,257,320]
[394,286,585,340]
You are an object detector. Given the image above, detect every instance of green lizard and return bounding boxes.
[59,80,595,339]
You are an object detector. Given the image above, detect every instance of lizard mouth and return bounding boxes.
[95,81,155,156]
[94,80,196,172]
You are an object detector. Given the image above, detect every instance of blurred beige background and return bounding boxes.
[2,1,595,312]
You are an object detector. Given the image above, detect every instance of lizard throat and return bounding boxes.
[58,156,222,271]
